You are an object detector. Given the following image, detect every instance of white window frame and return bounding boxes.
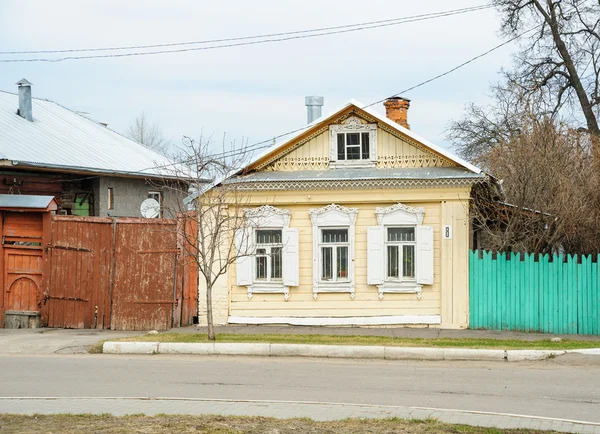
[329,116,377,169]
[318,227,350,283]
[242,205,292,300]
[254,229,283,283]
[372,203,426,300]
[309,204,358,299]
[385,226,417,282]
[147,191,162,217]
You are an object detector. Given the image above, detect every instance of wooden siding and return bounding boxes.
[226,187,471,326]
[262,125,456,171]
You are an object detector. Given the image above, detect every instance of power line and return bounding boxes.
[202,26,539,162]
[0,6,493,63]
[1,5,492,55]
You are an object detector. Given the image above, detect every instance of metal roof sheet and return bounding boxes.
[227,167,485,183]
[0,194,55,209]
[0,90,177,179]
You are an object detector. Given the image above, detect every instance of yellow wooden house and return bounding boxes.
[202,97,485,329]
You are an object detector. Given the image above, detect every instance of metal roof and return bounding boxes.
[227,167,485,183]
[0,194,56,209]
[243,99,482,175]
[0,90,179,179]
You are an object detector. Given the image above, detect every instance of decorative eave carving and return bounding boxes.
[232,177,483,191]
[309,203,358,225]
[375,203,425,225]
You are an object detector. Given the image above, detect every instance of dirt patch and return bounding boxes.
[0,414,544,433]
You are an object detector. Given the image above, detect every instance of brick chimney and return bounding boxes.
[383,97,410,129]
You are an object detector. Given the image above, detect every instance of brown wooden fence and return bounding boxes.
[42,216,198,331]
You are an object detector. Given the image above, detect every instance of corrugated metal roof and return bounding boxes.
[0,194,55,209]
[243,99,482,175]
[0,90,177,179]
[227,167,485,183]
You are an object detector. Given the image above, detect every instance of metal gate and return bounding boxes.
[43,216,198,330]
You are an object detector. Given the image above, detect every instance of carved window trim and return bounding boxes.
[242,205,292,300]
[309,204,358,299]
[329,116,377,169]
[373,203,426,300]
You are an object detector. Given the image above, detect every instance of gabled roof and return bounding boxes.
[0,90,178,179]
[242,99,482,174]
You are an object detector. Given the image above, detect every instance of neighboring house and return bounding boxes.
[201,96,486,329]
[0,79,185,217]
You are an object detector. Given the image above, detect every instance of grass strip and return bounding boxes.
[90,332,600,353]
[0,414,549,434]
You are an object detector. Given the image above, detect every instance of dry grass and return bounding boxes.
[0,414,547,434]
[90,332,600,354]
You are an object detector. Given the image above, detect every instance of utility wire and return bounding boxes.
[0,6,493,63]
[1,5,492,55]
[182,25,540,164]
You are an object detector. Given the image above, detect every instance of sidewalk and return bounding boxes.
[1,397,599,433]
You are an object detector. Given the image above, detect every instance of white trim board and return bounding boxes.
[227,315,441,326]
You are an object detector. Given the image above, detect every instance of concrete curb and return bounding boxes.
[102,342,600,361]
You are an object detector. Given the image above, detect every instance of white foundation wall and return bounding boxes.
[197,271,229,326]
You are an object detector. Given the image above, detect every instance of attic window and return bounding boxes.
[329,116,377,168]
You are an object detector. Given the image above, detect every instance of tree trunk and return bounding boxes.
[206,280,215,341]
[538,0,600,140]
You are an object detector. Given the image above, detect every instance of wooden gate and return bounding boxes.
[43,216,198,330]
[43,217,113,329]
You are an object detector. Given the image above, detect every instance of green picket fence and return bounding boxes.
[469,250,600,335]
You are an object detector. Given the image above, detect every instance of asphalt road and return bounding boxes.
[1,354,599,423]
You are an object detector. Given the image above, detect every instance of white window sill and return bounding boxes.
[313,282,355,299]
[377,282,422,300]
[330,160,376,169]
[247,283,289,301]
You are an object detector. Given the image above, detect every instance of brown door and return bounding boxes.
[4,248,42,312]
[2,212,44,319]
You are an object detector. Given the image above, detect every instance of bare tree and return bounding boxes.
[161,136,255,340]
[471,117,600,254]
[450,0,600,161]
[127,112,169,155]
[494,0,600,137]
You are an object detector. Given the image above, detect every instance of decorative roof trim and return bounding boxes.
[243,204,291,227]
[232,177,482,191]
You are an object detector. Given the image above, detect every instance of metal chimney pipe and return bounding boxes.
[305,96,324,124]
[16,79,33,122]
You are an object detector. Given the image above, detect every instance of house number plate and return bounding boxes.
[443,225,452,239]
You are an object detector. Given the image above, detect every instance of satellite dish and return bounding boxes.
[140,198,160,218]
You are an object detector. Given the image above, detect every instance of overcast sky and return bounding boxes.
[0,1,514,153]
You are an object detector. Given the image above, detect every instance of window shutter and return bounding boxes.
[416,225,434,285]
[367,226,384,285]
[282,228,299,286]
[235,228,253,286]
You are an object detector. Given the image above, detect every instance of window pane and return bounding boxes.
[347,133,360,146]
[387,227,415,242]
[346,145,360,160]
[337,246,348,279]
[337,134,346,160]
[271,247,282,279]
[256,255,267,280]
[387,245,399,278]
[322,247,333,280]
[322,229,348,243]
[403,245,415,279]
[361,132,370,159]
[256,229,282,244]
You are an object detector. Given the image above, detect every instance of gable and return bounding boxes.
[256,110,458,172]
